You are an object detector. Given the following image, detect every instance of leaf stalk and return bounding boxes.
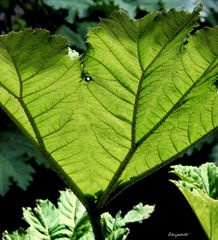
[87,207,105,240]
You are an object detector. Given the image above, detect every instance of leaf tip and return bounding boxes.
[193,3,204,13]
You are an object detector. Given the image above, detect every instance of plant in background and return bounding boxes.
[1,0,218,51]
[3,189,154,239]
[0,4,218,239]
[171,163,218,240]
[42,0,218,23]
[42,0,218,51]
[0,131,48,196]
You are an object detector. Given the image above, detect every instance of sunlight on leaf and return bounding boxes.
[0,7,218,207]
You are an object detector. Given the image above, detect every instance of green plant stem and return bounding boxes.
[87,208,105,240]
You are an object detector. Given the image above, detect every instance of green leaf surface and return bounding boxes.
[58,189,86,228]
[0,8,218,206]
[76,21,97,36]
[101,203,154,239]
[171,163,218,199]
[7,189,92,240]
[123,203,154,223]
[23,199,62,239]
[3,230,27,240]
[163,0,218,25]
[58,189,93,240]
[171,163,218,240]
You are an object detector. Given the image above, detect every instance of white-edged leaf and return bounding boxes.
[171,163,218,240]
[3,190,154,240]
[123,203,155,223]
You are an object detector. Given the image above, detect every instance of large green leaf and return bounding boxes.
[171,163,218,240]
[0,7,218,207]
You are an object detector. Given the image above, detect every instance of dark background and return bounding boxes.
[0,1,218,239]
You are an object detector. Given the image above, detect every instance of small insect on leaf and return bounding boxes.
[84,76,92,82]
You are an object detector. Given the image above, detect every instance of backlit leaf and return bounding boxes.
[0,7,218,207]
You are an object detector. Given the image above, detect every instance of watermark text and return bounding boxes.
[168,232,190,238]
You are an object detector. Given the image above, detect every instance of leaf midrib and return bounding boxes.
[0,40,90,211]
[137,58,218,147]
[97,8,207,208]
[132,9,200,146]
[0,40,23,99]
[19,98,89,209]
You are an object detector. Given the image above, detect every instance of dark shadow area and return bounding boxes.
[105,145,211,240]
[0,122,211,239]
[0,162,66,233]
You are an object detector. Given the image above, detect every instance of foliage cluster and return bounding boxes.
[1,0,218,51]
[3,189,154,240]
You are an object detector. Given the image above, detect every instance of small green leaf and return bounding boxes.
[101,203,154,239]
[3,189,92,240]
[3,189,154,240]
[2,229,27,240]
[123,203,155,224]
[23,200,61,239]
[171,163,218,199]
[106,228,129,240]
[171,163,218,240]
[58,189,93,240]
